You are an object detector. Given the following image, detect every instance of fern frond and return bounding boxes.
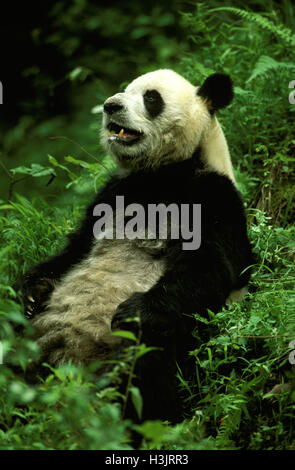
[209,7,295,47]
[215,411,241,449]
[247,55,295,83]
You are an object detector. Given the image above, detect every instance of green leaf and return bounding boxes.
[10,165,32,175]
[30,164,56,177]
[10,164,55,178]
[111,330,137,342]
[135,344,159,360]
[64,156,89,168]
[129,386,143,419]
[135,420,168,446]
[48,155,77,180]
[69,66,83,81]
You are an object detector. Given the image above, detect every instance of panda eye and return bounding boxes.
[143,89,164,118]
[144,91,158,102]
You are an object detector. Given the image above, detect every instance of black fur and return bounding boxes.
[143,89,165,118]
[21,148,253,424]
[197,73,234,112]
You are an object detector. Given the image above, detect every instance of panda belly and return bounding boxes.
[31,239,165,366]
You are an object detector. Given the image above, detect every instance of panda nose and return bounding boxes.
[103,101,124,115]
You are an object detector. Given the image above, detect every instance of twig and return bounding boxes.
[0,159,12,180]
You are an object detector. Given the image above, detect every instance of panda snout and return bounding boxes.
[103,100,124,115]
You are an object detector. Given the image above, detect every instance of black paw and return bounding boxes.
[112,292,179,340]
[111,292,143,335]
[22,275,55,319]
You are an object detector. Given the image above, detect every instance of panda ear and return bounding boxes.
[197,73,234,113]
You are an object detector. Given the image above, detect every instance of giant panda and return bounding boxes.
[21,69,253,423]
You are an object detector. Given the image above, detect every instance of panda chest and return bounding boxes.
[45,237,166,326]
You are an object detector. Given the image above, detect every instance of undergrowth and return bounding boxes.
[0,3,295,450]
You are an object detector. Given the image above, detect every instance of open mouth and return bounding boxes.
[107,122,143,145]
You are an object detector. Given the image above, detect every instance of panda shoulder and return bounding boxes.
[193,170,244,211]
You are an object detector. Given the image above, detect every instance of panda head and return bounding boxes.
[101,69,233,171]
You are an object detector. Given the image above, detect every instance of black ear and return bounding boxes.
[197,73,234,113]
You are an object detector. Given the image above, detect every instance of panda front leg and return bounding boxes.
[19,178,121,318]
[112,263,201,424]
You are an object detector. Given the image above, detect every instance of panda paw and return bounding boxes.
[112,292,178,340]
[22,275,55,319]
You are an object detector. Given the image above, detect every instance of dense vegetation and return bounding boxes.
[0,1,294,450]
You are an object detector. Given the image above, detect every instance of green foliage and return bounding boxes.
[211,6,295,46]
[246,55,295,84]
[0,359,133,449]
[180,2,295,226]
[0,0,295,451]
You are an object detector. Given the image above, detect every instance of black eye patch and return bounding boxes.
[143,89,164,118]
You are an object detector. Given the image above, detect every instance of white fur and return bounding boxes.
[200,115,235,184]
[32,238,165,366]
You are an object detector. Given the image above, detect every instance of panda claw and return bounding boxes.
[25,308,33,318]
[28,295,35,303]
